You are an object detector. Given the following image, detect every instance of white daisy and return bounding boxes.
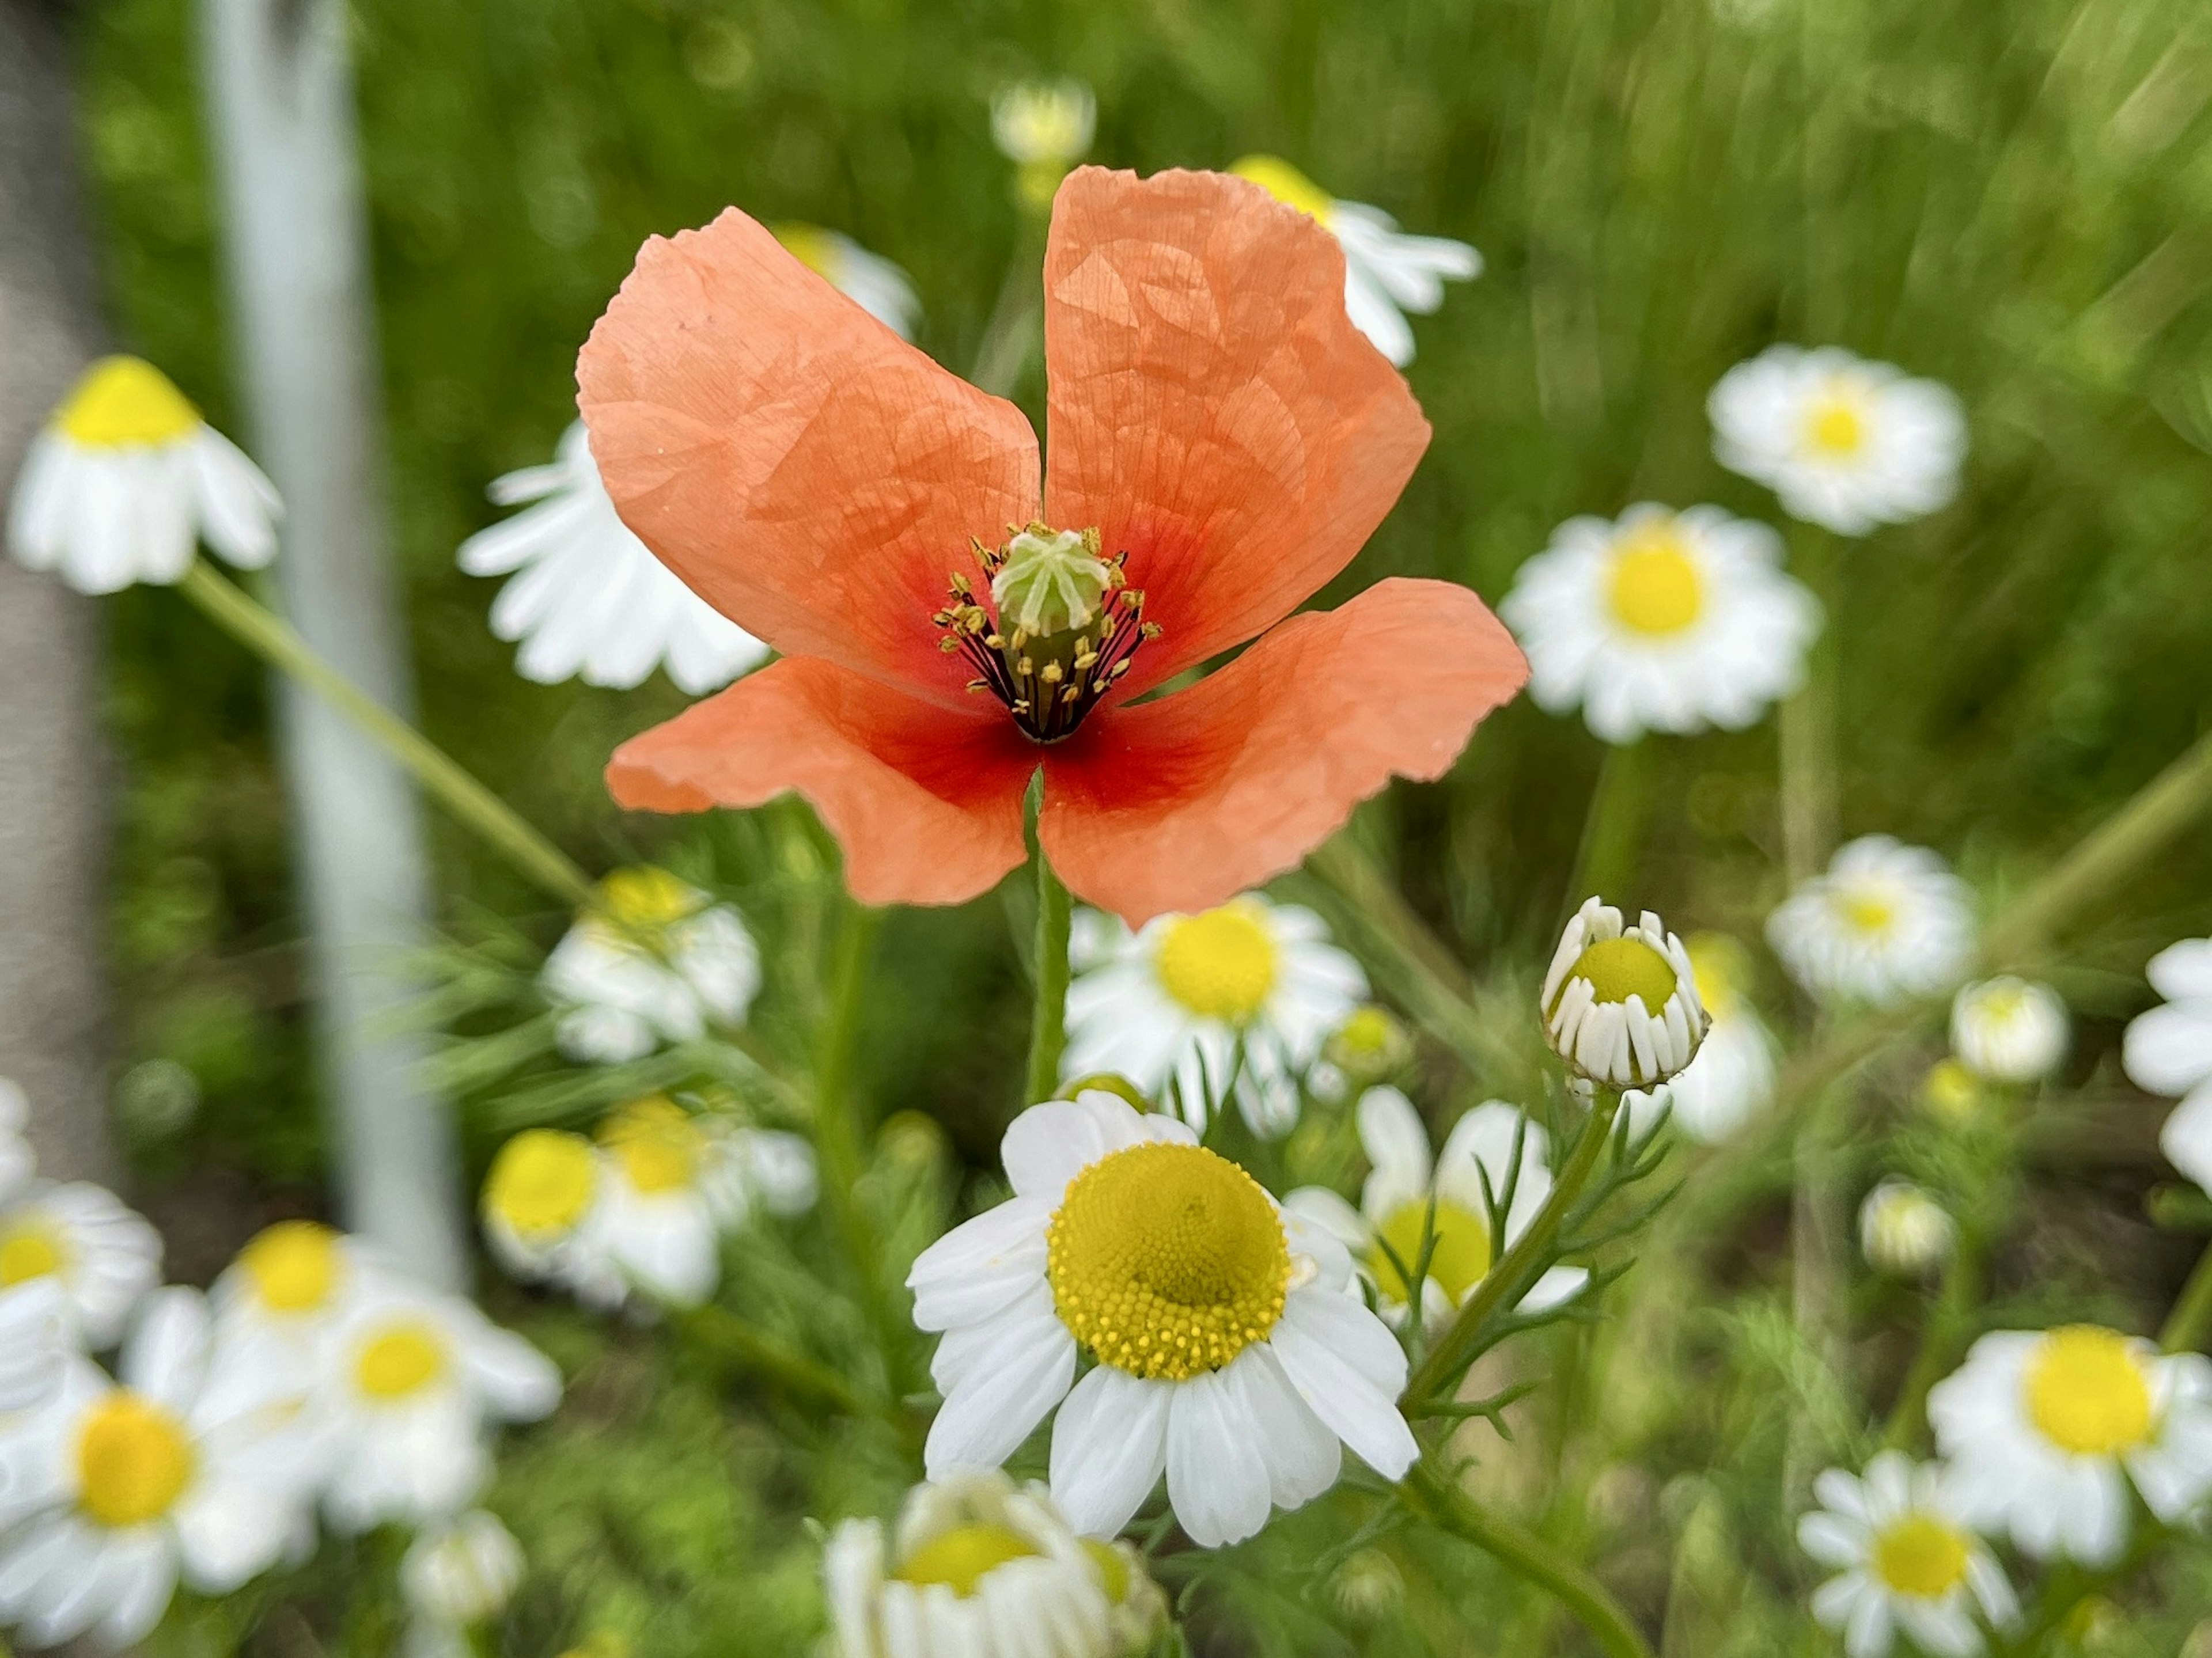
[479,1128,625,1308]
[1949,976,2067,1084]
[401,1508,525,1658]
[771,223,921,339]
[1767,836,1974,1006]
[0,1079,40,1204]
[822,1469,1160,1658]
[541,867,763,1064]
[1624,935,1775,1143]
[1798,1451,2016,1658]
[459,420,767,695]
[1229,155,1480,367]
[0,1180,163,1348]
[310,1279,560,1531]
[1542,898,1706,1090]
[906,1091,1418,1548]
[2123,938,2212,1197]
[208,1219,387,1356]
[1499,503,1821,744]
[1930,1325,2212,1565]
[0,1280,71,1417]
[1061,894,1365,1139]
[1858,1180,1956,1278]
[991,79,1096,210]
[0,1288,317,1648]
[1710,346,1967,536]
[1283,1088,1586,1329]
[7,355,282,595]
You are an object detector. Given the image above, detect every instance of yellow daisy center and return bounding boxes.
[1154,903,1279,1025]
[76,1392,196,1528]
[0,1216,67,1287]
[1370,1198,1492,1305]
[771,223,842,282]
[1870,1513,1971,1599]
[1229,154,1336,223]
[55,356,202,447]
[237,1220,340,1313]
[1560,936,1678,1010]
[1805,394,1867,458]
[1046,1141,1290,1380]
[600,1095,705,1194]
[1921,1058,1981,1121]
[354,1318,450,1401]
[1082,1539,1131,1603]
[484,1129,598,1236]
[1684,934,1744,1020]
[1836,889,1897,937]
[2024,1326,2153,1456]
[895,1523,1040,1596]
[594,867,699,931]
[1607,528,1705,637]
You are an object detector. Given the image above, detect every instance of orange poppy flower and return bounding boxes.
[579,166,1527,925]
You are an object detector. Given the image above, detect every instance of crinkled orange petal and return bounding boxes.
[607,658,1036,908]
[579,208,1041,711]
[1037,579,1527,926]
[1040,168,1431,697]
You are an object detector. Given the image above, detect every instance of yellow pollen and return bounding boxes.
[1154,902,1279,1025]
[1046,1141,1291,1380]
[1805,394,1867,457]
[1370,1199,1491,1306]
[1561,936,1678,1010]
[2024,1326,2153,1456]
[894,1523,1040,1596]
[76,1392,195,1528]
[1082,1539,1131,1604]
[484,1130,597,1237]
[594,867,700,931]
[238,1220,340,1313]
[1229,154,1336,223]
[599,1095,704,1194]
[1607,528,1705,636]
[1871,1514,1971,1599]
[1838,889,1897,936]
[1335,1006,1398,1061]
[0,1218,66,1287]
[1921,1058,1981,1121]
[1684,934,1745,1020]
[55,356,202,448]
[353,1320,449,1401]
[770,223,841,281]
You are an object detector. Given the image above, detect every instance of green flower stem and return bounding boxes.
[1778,525,1840,887]
[970,213,1050,399]
[679,1304,914,1441]
[179,558,595,909]
[1562,738,1649,922]
[1401,1459,1655,1658]
[1880,1239,1983,1449]
[2160,1239,2212,1353]
[1405,1087,1622,1410]
[1025,849,1073,1107]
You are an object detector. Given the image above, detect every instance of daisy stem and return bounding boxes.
[176,558,596,909]
[1025,848,1073,1107]
[1562,738,1648,923]
[2160,1240,2212,1353]
[1878,1238,1982,1448]
[1404,1087,1621,1409]
[1401,1459,1655,1658]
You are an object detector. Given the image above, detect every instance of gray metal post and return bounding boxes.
[198,0,464,1287]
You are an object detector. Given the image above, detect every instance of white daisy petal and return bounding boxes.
[1165,1367,1275,1547]
[1047,1364,1173,1539]
[1267,1289,1416,1477]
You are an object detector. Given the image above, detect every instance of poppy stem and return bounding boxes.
[1025,847,1073,1106]
[176,557,596,909]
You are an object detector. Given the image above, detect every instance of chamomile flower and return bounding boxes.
[459,421,767,694]
[907,1091,1418,1547]
[209,1219,384,1355]
[541,867,762,1065]
[0,1281,70,1417]
[770,224,921,339]
[0,1289,316,1648]
[1767,837,1974,1006]
[7,355,282,595]
[1543,898,1706,1090]
[0,1079,38,1204]
[1858,1181,1956,1277]
[1500,503,1820,743]
[1950,977,2068,1083]
[1798,1452,2016,1658]
[1060,895,1366,1138]
[1283,1089,1586,1329]
[1930,1326,2212,1565]
[1624,935,1775,1143]
[991,79,1096,210]
[823,1469,1158,1658]
[402,1509,525,1658]
[1229,155,1480,367]
[0,1181,162,1348]
[1710,346,1967,536]
[310,1280,561,1531]
[2123,938,2212,1197]
[479,1129,624,1308]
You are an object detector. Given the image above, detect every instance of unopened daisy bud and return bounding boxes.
[1325,1004,1412,1082]
[1329,1547,1406,1622]
[1858,1179,1956,1277]
[1542,898,1707,1089]
[991,79,1096,210]
[1950,976,2068,1084]
[401,1509,525,1626]
[991,523,1111,637]
[1084,1536,1169,1653]
[1919,1057,1983,1123]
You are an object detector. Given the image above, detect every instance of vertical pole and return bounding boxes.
[198,0,464,1287]
[0,0,119,1185]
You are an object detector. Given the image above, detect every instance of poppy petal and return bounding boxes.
[607,658,1035,908]
[1039,578,1525,925]
[579,208,1041,711]
[1040,167,1430,696]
